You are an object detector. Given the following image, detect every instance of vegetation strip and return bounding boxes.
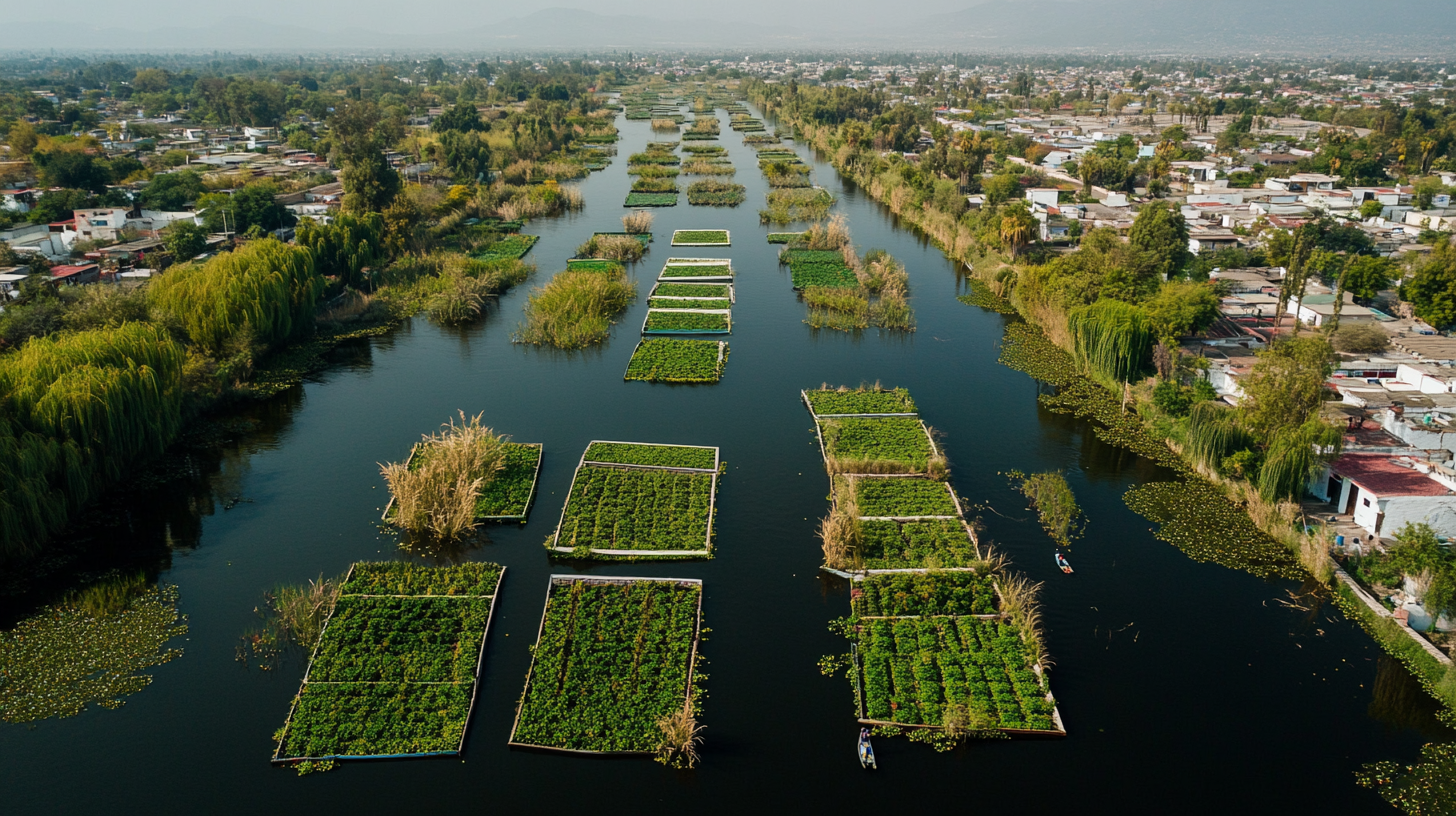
[624,339,729,383]
[671,229,731,246]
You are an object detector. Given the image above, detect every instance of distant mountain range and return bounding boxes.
[2,2,1453,55]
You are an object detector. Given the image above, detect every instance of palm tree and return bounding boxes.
[1000,209,1036,260]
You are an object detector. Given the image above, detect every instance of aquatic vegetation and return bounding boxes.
[997,322,1078,387]
[653,282,731,298]
[671,229,731,245]
[468,233,538,261]
[273,561,502,765]
[767,232,807,243]
[513,266,637,349]
[644,310,731,333]
[686,181,746,206]
[958,279,1017,314]
[1008,470,1083,548]
[576,234,647,263]
[805,385,917,416]
[781,249,858,289]
[1123,480,1301,579]
[852,572,998,617]
[760,187,835,224]
[624,339,728,383]
[0,583,188,723]
[1358,742,1456,815]
[622,210,655,234]
[381,413,508,539]
[511,578,703,757]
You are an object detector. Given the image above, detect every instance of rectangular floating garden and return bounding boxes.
[509,576,704,755]
[469,234,538,261]
[850,571,1000,618]
[851,614,1062,734]
[857,519,980,570]
[624,338,728,383]
[625,193,678,207]
[767,232,806,244]
[272,562,504,765]
[782,249,858,289]
[648,296,732,310]
[844,475,961,519]
[659,259,734,281]
[593,231,652,246]
[671,229,731,246]
[815,416,939,473]
[651,281,734,301]
[642,309,731,335]
[803,386,918,417]
[548,442,721,559]
[565,258,627,274]
[383,441,543,523]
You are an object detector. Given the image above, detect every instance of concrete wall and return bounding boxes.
[1382,495,1456,539]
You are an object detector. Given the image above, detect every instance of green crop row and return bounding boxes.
[625,193,679,207]
[660,264,733,279]
[767,232,806,243]
[853,477,958,517]
[469,234,538,262]
[672,229,730,244]
[513,580,700,751]
[583,442,716,469]
[649,297,731,309]
[631,177,679,193]
[308,596,491,683]
[340,562,502,597]
[478,443,542,517]
[859,520,978,570]
[556,467,714,552]
[645,311,731,333]
[857,617,1056,732]
[806,386,916,415]
[625,338,727,384]
[819,417,933,468]
[852,572,998,617]
[278,682,472,759]
[653,282,730,298]
[782,250,857,289]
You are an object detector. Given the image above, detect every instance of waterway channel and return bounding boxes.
[0,101,1442,814]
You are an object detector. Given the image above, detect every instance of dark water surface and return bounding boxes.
[1,105,1435,814]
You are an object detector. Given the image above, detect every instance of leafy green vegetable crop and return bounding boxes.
[782,249,858,289]
[340,562,502,596]
[308,597,490,683]
[645,310,731,333]
[469,234,538,262]
[859,520,978,570]
[660,263,733,279]
[512,579,701,752]
[856,617,1055,731]
[652,282,729,298]
[806,386,916,415]
[557,467,714,554]
[625,339,727,383]
[625,193,679,207]
[584,443,716,469]
[853,477,958,517]
[853,572,998,617]
[648,297,732,310]
[278,682,472,759]
[672,229,731,244]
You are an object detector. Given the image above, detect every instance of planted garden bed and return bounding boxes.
[671,230,731,246]
[767,232,806,244]
[849,476,960,518]
[686,181,747,206]
[384,442,543,523]
[272,562,504,766]
[643,310,731,335]
[853,616,1059,732]
[549,442,720,559]
[817,416,936,471]
[624,338,728,384]
[469,234,538,261]
[782,249,858,289]
[648,297,732,310]
[510,576,704,754]
[851,571,999,617]
[652,281,732,300]
[624,193,679,207]
[659,259,734,281]
[804,386,917,417]
[593,231,652,246]
[565,258,627,274]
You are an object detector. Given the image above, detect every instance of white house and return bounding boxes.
[1328,453,1456,539]
[73,208,130,242]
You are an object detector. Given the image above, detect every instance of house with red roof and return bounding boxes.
[1329,453,1456,539]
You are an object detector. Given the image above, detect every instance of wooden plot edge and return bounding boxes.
[507,575,704,754]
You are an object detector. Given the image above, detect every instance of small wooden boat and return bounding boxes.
[858,728,877,770]
[1055,552,1073,574]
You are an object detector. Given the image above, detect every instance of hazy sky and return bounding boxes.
[0,0,978,29]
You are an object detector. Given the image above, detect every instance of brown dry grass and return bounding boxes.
[381,412,507,540]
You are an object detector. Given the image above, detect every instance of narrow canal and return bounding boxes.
[1,101,1440,814]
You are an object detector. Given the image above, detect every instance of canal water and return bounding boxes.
[1,102,1439,814]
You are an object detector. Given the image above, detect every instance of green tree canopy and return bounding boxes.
[1402,240,1456,329]
[139,170,205,211]
[1128,201,1191,281]
[1144,280,1221,341]
[1238,336,1336,440]
[432,104,486,134]
[1341,255,1395,302]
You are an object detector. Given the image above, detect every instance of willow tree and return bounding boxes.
[1257,420,1343,501]
[0,323,185,559]
[1069,299,1153,385]
[1185,401,1255,471]
[296,213,384,289]
[148,238,323,356]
